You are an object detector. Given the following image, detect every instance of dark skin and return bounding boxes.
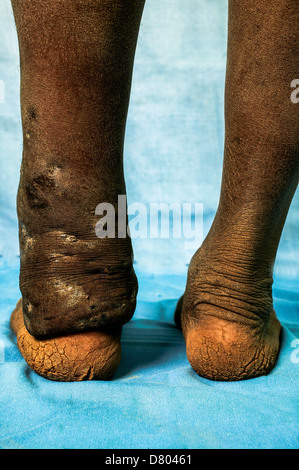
[176,0,299,380]
[10,0,145,380]
[12,0,145,338]
[11,0,298,381]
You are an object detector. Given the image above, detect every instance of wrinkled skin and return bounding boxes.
[175,0,299,380]
[10,0,298,382]
[12,0,145,338]
[10,0,145,380]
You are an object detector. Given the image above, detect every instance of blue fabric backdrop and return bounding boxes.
[0,0,298,449]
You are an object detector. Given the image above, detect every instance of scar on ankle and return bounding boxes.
[48,163,63,175]
[25,174,56,209]
[60,233,78,243]
[19,222,34,250]
[24,299,33,314]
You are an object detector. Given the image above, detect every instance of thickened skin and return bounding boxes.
[10,0,298,382]
[11,299,122,381]
[10,0,145,380]
[175,0,299,380]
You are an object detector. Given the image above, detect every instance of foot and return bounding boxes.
[11,299,122,381]
[175,234,281,381]
[10,0,145,381]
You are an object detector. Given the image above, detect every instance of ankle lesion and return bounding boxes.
[18,225,137,338]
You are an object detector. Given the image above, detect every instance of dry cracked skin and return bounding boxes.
[11,299,122,381]
[9,0,145,381]
[9,0,299,382]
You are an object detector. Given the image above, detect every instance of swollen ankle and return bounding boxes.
[19,227,137,338]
